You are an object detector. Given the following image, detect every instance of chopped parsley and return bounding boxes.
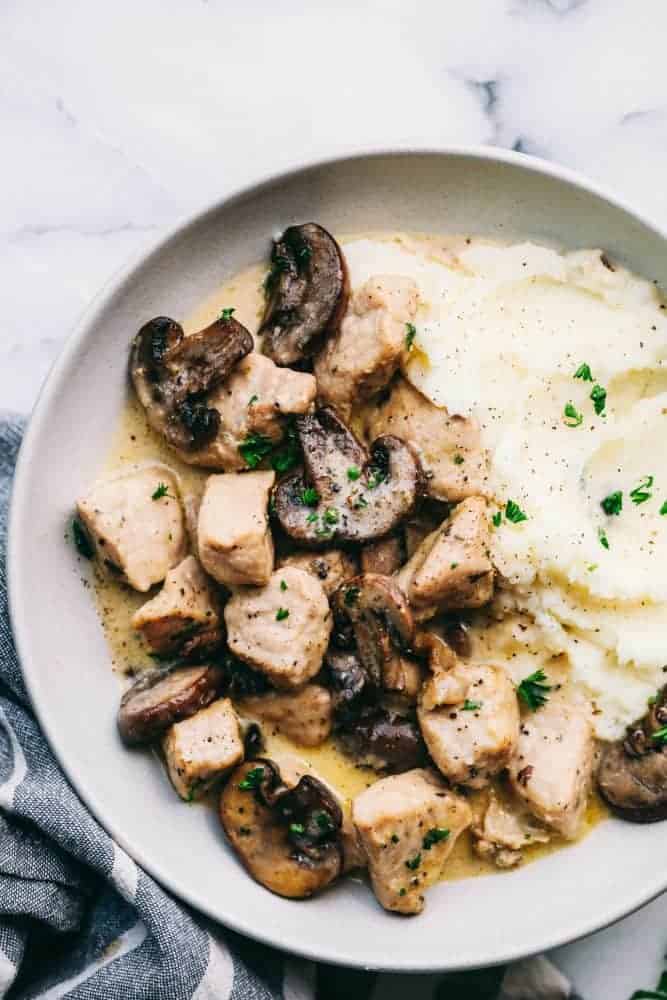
[248,394,258,406]
[219,307,236,321]
[590,383,607,416]
[399,888,407,897]
[422,827,450,850]
[628,967,667,1000]
[453,453,465,465]
[280,579,288,591]
[601,490,623,516]
[661,501,667,516]
[574,362,593,382]
[306,512,318,524]
[323,508,339,525]
[598,527,610,549]
[276,607,289,621]
[366,468,386,490]
[492,511,502,528]
[405,323,417,350]
[345,586,360,606]
[238,766,264,791]
[505,499,528,524]
[151,482,171,501]
[462,700,482,711]
[315,811,334,832]
[71,518,93,559]
[563,402,583,427]
[300,487,320,507]
[651,726,667,745]
[630,475,654,505]
[289,823,305,835]
[270,422,300,473]
[347,466,361,481]
[450,562,459,569]
[239,432,273,469]
[405,852,421,871]
[516,669,552,711]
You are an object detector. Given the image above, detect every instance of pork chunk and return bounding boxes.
[76,466,186,592]
[352,768,471,914]
[131,555,222,656]
[224,567,332,688]
[365,378,487,502]
[315,276,418,418]
[162,697,243,801]
[198,471,274,587]
[396,497,493,620]
[508,696,595,839]
[240,684,333,747]
[174,352,316,470]
[472,791,550,869]
[276,548,358,597]
[418,661,519,788]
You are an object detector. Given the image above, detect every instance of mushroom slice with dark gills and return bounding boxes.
[117,663,224,746]
[130,314,253,451]
[260,223,349,366]
[274,408,421,546]
[220,758,343,898]
[598,685,667,822]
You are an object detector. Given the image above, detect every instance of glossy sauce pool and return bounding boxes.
[91,231,608,885]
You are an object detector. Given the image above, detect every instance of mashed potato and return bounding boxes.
[343,235,667,739]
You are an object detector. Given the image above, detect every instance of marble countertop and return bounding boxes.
[4,0,667,994]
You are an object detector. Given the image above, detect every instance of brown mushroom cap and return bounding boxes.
[598,686,667,822]
[219,758,343,898]
[260,223,349,366]
[117,664,223,745]
[130,314,253,451]
[274,408,421,546]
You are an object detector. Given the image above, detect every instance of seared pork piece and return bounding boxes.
[361,535,404,576]
[224,567,332,689]
[118,664,223,745]
[131,555,222,657]
[315,275,418,420]
[472,791,550,869]
[220,757,344,898]
[396,497,494,620]
[274,408,421,547]
[276,548,358,597]
[76,466,186,592]
[173,353,317,470]
[130,314,253,452]
[198,471,274,587]
[261,223,349,366]
[418,658,520,789]
[162,697,243,800]
[352,768,471,914]
[508,696,595,839]
[598,685,667,822]
[366,378,487,502]
[240,685,333,747]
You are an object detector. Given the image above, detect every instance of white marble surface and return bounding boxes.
[4,0,667,994]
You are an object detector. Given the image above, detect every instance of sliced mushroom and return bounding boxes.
[338,707,427,774]
[130,314,253,451]
[331,574,415,689]
[117,663,223,746]
[274,408,421,546]
[260,223,349,366]
[598,686,667,822]
[360,535,404,575]
[220,758,343,898]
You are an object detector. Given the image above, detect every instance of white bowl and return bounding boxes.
[9,147,667,972]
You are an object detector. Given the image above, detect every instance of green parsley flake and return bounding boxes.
[238,766,264,791]
[289,823,305,835]
[563,402,583,427]
[345,586,360,606]
[517,669,552,711]
[323,508,339,525]
[505,500,528,524]
[492,511,502,528]
[405,852,421,871]
[651,726,667,745]
[315,811,333,832]
[405,323,417,350]
[347,466,361,481]
[462,700,482,711]
[239,432,273,469]
[590,383,607,416]
[151,482,171,501]
[280,579,288,591]
[630,475,654,505]
[598,527,610,549]
[366,469,386,489]
[248,394,258,406]
[422,827,450,850]
[574,362,593,382]
[453,453,465,465]
[276,607,289,621]
[661,501,667,516]
[306,512,318,524]
[601,490,623,516]
[219,307,236,321]
[300,487,320,507]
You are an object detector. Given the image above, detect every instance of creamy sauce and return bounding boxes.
[91,230,608,885]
